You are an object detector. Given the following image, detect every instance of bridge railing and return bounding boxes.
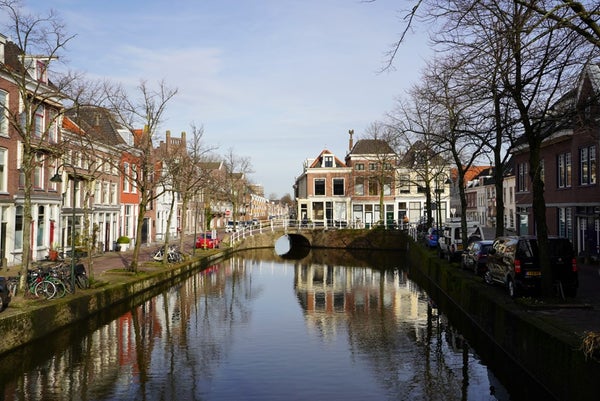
[227,218,419,245]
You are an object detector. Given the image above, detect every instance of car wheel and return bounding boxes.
[0,295,4,311]
[484,271,493,285]
[507,278,516,298]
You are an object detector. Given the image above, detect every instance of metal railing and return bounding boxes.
[227,218,417,245]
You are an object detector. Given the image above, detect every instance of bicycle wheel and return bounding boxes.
[34,280,57,299]
[50,278,67,298]
[76,274,90,289]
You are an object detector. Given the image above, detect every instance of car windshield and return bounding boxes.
[200,233,213,239]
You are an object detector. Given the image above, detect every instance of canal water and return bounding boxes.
[0,249,522,401]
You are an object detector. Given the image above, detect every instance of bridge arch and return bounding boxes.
[274,234,311,258]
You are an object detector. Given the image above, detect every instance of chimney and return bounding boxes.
[348,129,354,152]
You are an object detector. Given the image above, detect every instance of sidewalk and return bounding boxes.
[533,261,600,334]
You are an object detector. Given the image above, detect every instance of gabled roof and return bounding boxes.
[399,140,446,167]
[453,166,492,184]
[65,106,128,147]
[348,139,395,155]
[308,149,346,168]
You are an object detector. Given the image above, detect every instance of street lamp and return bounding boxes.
[50,169,77,293]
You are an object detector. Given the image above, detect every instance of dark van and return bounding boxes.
[485,236,578,298]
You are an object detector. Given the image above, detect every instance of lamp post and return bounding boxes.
[50,169,77,293]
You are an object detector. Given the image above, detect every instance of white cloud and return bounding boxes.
[25,0,433,197]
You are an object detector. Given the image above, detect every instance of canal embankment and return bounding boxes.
[0,249,231,356]
[406,241,600,401]
[1,228,599,401]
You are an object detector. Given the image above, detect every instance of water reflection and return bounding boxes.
[0,249,510,401]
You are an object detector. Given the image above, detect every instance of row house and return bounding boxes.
[64,106,140,251]
[0,35,64,265]
[154,130,185,240]
[294,134,452,228]
[463,163,517,233]
[513,63,600,257]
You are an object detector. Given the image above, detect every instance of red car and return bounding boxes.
[196,232,220,249]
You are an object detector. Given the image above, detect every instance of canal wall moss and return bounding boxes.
[406,242,600,401]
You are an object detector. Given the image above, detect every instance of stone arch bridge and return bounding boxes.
[226,221,411,253]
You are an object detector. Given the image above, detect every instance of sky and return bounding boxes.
[21,0,433,198]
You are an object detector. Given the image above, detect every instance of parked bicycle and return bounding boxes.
[152,244,184,263]
[5,261,89,300]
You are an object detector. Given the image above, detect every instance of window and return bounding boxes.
[0,148,6,192]
[517,162,528,192]
[0,90,7,137]
[15,206,23,249]
[111,183,117,204]
[383,162,393,170]
[539,159,545,183]
[48,158,58,191]
[131,164,137,193]
[399,174,410,193]
[369,163,377,171]
[314,178,325,195]
[95,182,101,201]
[48,110,58,143]
[123,162,130,192]
[355,163,364,171]
[368,178,378,195]
[355,177,364,196]
[125,205,131,236]
[383,177,392,195]
[34,105,44,137]
[102,182,109,204]
[36,60,47,82]
[323,155,333,168]
[37,206,44,245]
[558,207,573,240]
[557,153,571,188]
[580,145,597,185]
[34,154,43,189]
[333,178,344,195]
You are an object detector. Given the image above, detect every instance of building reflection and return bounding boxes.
[294,263,430,337]
[1,255,506,401]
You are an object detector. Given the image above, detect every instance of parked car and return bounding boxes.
[0,277,11,311]
[438,219,480,262]
[195,232,220,249]
[461,240,494,275]
[424,227,440,248]
[485,236,578,298]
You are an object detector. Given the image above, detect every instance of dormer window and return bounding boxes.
[36,60,47,83]
[323,155,333,168]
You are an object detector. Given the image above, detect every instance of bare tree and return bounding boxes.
[387,93,453,229]
[0,0,78,292]
[513,0,600,48]
[218,148,254,227]
[104,80,178,272]
[413,55,491,248]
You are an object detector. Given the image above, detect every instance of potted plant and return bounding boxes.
[48,243,60,261]
[116,236,130,252]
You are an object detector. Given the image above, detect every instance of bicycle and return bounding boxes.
[153,245,184,263]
